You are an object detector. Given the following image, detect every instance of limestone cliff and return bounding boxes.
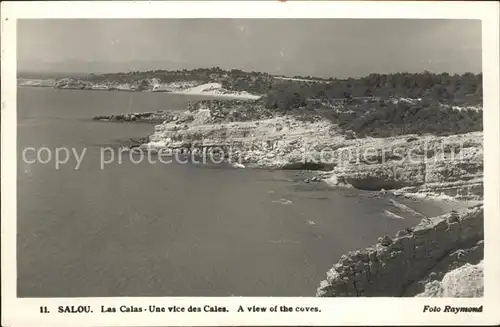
[142,103,483,200]
[316,205,484,297]
[327,132,483,200]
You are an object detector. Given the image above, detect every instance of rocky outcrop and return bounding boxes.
[316,205,484,297]
[416,260,484,297]
[92,111,175,124]
[329,132,483,200]
[405,238,483,296]
[186,99,275,122]
[54,78,153,91]
[142,103,483,199]
[55,78,94,90]
[88,96,483,200]
[142,108,343,169]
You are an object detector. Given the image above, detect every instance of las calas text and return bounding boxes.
[101,305,227,313]
[53,305,228,314]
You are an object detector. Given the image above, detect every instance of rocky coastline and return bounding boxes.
[27,71,469,300]
[90,96,484,298]
[316,204,484,297]
[18,77,262,99]
[92,111,172,124]
[110,99,483,200]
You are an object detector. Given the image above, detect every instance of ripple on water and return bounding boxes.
[272,198,293,205]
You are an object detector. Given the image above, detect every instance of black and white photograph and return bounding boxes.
[2,1,500,326]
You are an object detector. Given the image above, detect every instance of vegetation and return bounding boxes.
[258,71,483,138]
[263,72,483,111]
[89,69,486,138]
[35,67,482,109]
[20,67,483,138]
[329,100,482,138]
[82,67,276,92]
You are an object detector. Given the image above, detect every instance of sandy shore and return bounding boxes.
[152,82,262,100]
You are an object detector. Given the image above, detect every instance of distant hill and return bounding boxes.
[17,59,201,76]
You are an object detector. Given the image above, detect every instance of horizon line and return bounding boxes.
[17,67,483,80]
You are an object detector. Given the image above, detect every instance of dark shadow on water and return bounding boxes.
[282,161,335,171]
[301,196,331,200]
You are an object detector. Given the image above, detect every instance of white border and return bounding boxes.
[2,1,500,326]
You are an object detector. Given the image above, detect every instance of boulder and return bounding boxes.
[417,261,484,297]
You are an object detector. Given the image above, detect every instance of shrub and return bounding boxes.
[333,101,482,138]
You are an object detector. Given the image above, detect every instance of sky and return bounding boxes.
[17,19,482,78]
